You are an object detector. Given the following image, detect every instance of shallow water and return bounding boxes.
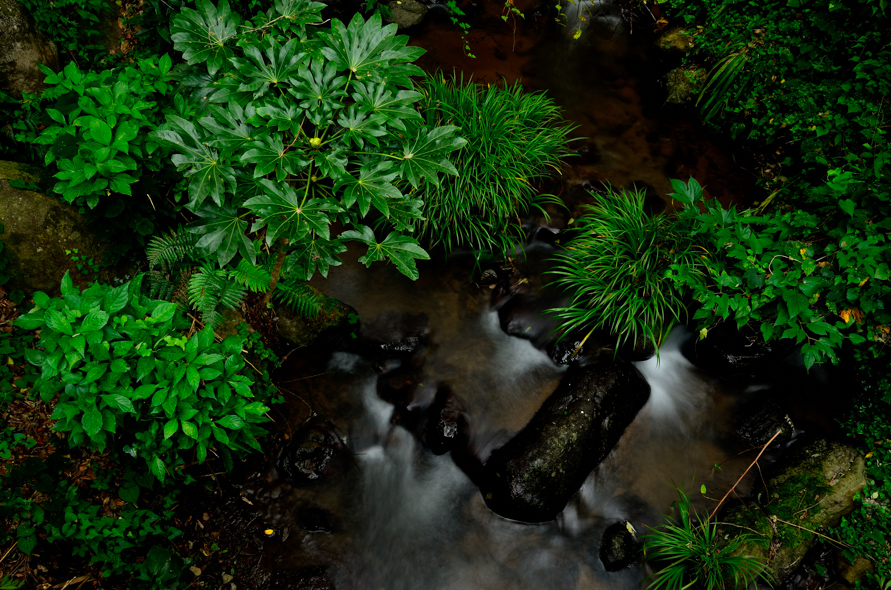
[249,10,788,590]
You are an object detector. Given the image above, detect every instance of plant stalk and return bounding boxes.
[262,237,289,308]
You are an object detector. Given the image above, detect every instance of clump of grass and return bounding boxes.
[642,487,773,590]
[415,73,576,257]
[547,186,701,352]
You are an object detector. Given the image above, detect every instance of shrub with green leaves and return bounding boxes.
[34,54,177,238]
[20,0,112,67]
[415,74,575,256]
[15,272,276,482]
[149,0,466,306]
[667,177,891,369]
[548,186,701,351]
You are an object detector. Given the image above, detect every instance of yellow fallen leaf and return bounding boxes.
[264,529,274,536]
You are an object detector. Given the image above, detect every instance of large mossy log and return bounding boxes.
[480,358,650,523]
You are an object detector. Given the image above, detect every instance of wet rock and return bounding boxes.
[479,358,650,523]
[270,566,335,590]
[497,293,561,350]
[0,0,59,98]
[478,269,500,286]
[599,521,640,571]
[356,312,429,357]
[276,291,357,352]
[297,506,336,533]
[733,398,795,448]
[423,386,468,455]
[547,336,589,366]
[683,323,797,381]
[656,27,695,53]
[665,67,705,105]
[276,420,343,485]
[0,162,121,295]
[721,436,866,582]
[387,0,427,28]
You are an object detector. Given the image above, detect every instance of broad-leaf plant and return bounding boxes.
[152,0,466,301]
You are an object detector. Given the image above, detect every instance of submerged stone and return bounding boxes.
[276,419,343,485]
[422,386,468,456]
[479,357,650,523]
[599,521,640,571]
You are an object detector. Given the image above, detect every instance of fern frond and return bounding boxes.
[217,280,247,311]
[275,280,323,317]
[147,230,198,268]
[188,261,225,319]
[203,310,225,330]
[147,270,175,301]
[230,259,272,292]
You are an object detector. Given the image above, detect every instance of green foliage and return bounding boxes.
[15,272,275,483]
[548,186,702,351]
[831,347,891,584]
[642,487,773,590]
[151,0,466,298]
[34,55,175,214]
[20,0,112,67]
[667,178,891,369]
[146,229,324,325]
[414,74,575,257]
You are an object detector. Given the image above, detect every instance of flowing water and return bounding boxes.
[243,11,815,590]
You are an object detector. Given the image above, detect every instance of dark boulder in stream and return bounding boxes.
[276,419,343,485]
[599,521,641,571]
[683,323,797,380]
[479,358,650,523]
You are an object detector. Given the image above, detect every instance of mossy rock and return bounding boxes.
[0,161,128,295]
[275,288,358,351]
[0,0,59,98]
[719,437,866,582]
[665,67,706,105]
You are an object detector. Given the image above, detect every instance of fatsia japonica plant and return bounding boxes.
[152,0,466,308]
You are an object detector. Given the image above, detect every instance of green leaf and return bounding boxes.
[82,403,103,438]
[164,418,179,439]
[104,285,129,313]
[181,420,199,439]
[782,290,810,319]
[342,226,429,280]
[244,180,331,245]
[320,13,424,80]
[216,415,245,430]
[241,134,310,179]
[110,358,129,373]
[170,0,241,75]
[45,308,73,335]
[190,203,255,267]
[83,363,108,384]
[101,394,135,413]
[89,118,113,145]
[151,302,178,323]
[120,484,140,503]
[80,310,110,332]
[397,125,466,188]
[186,365,201,391]
[339,160,401,217]
[149,455,166,482]
[230,36,306,100]
[351,82,423,131]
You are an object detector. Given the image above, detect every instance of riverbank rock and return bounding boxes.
[683,323,797,381]
[276,419,344,486]
[0,0,59,98]
[479,357,650,523]
[0,161,115,295]
[732,398,795,448]
[665,67,704,105]
[276,290,357,351]
[387,0,427,28]
[656,28,695,53]
[720,436,866,581]
[599,521,641,571]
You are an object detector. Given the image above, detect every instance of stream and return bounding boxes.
[236,11,834,590]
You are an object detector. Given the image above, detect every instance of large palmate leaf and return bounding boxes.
[272,0,326,36]
[171,0,241,75]
[351,81,422,132]
[230,36,306,99]
[241,134,311,179]
[151,115,236,208]
[289,59,348,126]
[253,97,304,135]
[338,160,402,217]
[337,105,387,148]
[190,203,256,266]
[285,235,348,279]
[244,179,332,244]
[397,125,466,188]
[199,103,258,150]
[320,13,425,78]
[340,225,429,280]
